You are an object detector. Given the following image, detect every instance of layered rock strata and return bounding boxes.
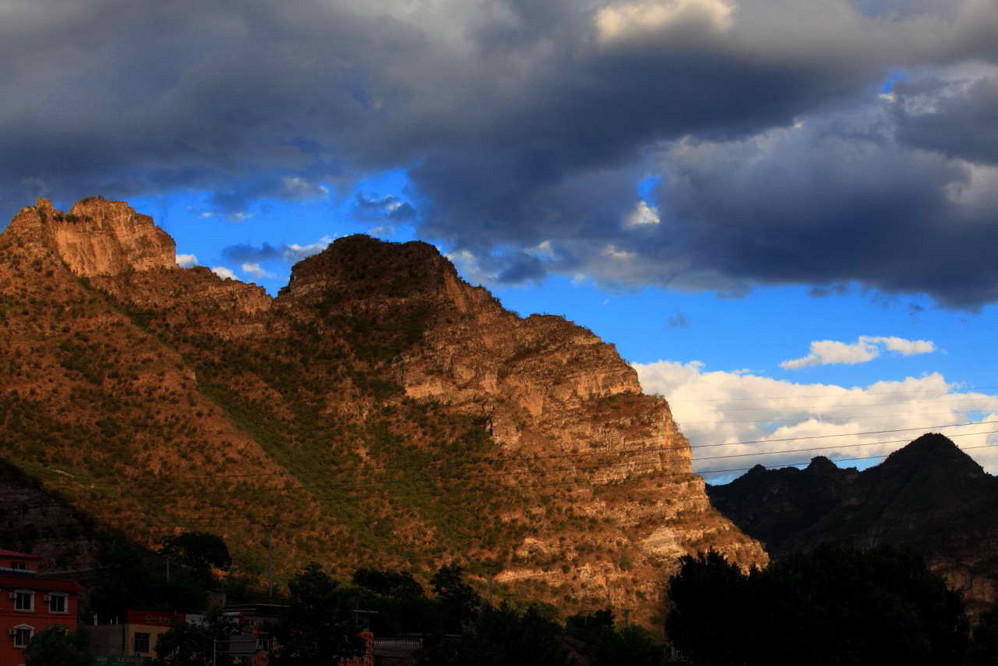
[0,198,765,620]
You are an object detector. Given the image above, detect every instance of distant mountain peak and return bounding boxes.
[880,433,986,478]
[805,455,839,474]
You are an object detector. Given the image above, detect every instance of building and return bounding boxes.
[88,609,189,661]
[0,548,83,666]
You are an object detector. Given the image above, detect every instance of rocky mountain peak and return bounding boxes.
[5,197,176,276]
[805,456,840,475]
[879,433,986,479]
[279,234,498,316]
[282,235,443,295]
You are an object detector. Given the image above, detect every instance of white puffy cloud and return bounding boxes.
[175,253,198,268]
[633,360,998,479]
[211,266,237,280]
[624,200,660,228]
[282,236,335,262]
[240,262,273,280]
[780,336,936,369]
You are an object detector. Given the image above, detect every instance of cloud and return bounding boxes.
[221,236,334,265]
[211,266,237,280]
[633,360,998,478]
[175,253,198,268]
[240,262,273,280]
[356,194,417,222]
[780,336,936,370]
[1,1,998,305]
[594,0,735,46]
[623,200,660,228]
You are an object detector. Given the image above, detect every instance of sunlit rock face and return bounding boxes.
[0,199,765,623]
[9,198,177,276]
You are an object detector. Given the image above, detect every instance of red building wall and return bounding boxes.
[0,550,82,666]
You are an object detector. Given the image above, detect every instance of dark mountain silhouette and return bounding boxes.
[708,433,998,612]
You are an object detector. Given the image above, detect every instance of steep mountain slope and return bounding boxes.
[0,197,765,619]
[708,433,998,612]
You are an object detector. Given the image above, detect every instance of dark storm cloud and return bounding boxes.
[2,0,998,305]
[616,100,998,309]
[892,73,998,166]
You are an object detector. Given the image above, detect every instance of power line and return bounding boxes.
[659,383,998,404]
[58,417,997,483]
[23,429,998,505]
[11,443,998,529]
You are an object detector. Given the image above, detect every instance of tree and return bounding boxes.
[417,603,569,666]
[969,601,998,666]
[430,562,481,633]
[352,568,424,600]
[155,609,240,666]
[160,532,232,572]
[666,550,749,666]
[666,545,969,666]
[270,564,366,666]
[567,610,672,666]
[24,625,91,666]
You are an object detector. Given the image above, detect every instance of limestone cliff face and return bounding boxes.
[277,234,768,617]
[0,202,766,622]
[8,198,176,276]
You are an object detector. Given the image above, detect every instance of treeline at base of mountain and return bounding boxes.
[22,533,998,666]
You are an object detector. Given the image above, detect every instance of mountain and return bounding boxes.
[0,197,766,620]
[708,433,998,612]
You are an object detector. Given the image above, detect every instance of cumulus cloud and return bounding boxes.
[240,262,273,280]
[211,266,237,280]
[175,253,198,268]
[780,336,936,369]
[633,360,998,479]
[623,200,660,228]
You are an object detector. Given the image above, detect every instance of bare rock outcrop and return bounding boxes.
[0,204,766,623]
[8,197,176,276]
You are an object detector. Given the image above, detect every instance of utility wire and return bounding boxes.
[24,431,998,502]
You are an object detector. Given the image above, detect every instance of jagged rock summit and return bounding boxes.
[0,198,766,620]
[7,198,176,276]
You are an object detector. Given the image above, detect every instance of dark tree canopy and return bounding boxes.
[270,564,366,666]
[154,609,240,666]
[417,602,570,666]
[160,532,232,572]
[24,625,92,666]
[667,544,969,666]
[430,562,482,633]
[567,609,672,666]
[969,602,998,666]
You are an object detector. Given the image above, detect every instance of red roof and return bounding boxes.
[0,575,83,592]
[0,549,40,560]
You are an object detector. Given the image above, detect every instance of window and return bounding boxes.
[133,632,151,654]
[10,562,27,571]
[12,590,33,611]
[12,625,33,648]
[47,593,68,613]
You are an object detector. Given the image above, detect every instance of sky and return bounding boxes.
[3,0,998,481]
